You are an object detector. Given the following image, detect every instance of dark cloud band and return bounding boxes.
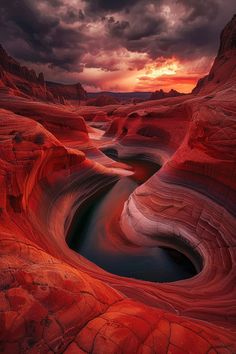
[0,0,235,77]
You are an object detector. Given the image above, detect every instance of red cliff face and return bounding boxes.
[0,45,87,104]
[46,81,87,102]
[0,16,236,354]
[192,14,236,94]
[0,45,44,85]
[0,45,54,101]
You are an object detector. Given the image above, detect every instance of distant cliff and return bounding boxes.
[86,94,119,106]
[149,89,184,100]
[0,44,87,103]
[46,81,87,102]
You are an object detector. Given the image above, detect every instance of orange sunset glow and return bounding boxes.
[0,0,229,94]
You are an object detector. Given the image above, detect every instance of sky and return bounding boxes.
[0,0,235,92]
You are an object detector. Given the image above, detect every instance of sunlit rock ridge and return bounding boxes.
[0,15,236,353]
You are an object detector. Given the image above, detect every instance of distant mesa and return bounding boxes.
[149,88,184,100]
[86,90,184,106]
[86,94,120,106]
[87,91,152,104]
[46,81,87,102]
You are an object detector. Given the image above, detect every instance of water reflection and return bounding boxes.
[69,157,197,282]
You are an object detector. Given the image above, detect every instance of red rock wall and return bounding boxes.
[46,81,87,101]
[0,105,235,353]
[0,44,87,103]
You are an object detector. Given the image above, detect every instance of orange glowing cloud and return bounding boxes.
[133,56,214,93]
[1,0,233,93]
[27,54,213,93]
[77,56,213,93]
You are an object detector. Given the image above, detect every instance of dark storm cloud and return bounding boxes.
[0,0,235,76]
[0,0,88,70]
[107,14,166,42]
[177,0,219,22]
[103,0,235,60]
[42,0,63,7]
[63,8,85,23]
[0,0,59,46]
[107,18,130,37]
[83,0,141,13]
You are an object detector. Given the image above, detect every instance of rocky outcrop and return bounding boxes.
[191,75,208,94]
[0,44,87,103]
[0,44,53,101]
[0,95,89,149]
[0,45,45,85]
[192,14,236,95]
[150,88,184,100]
[86,94,120,107]
[46,81,87,102]
[218,14,236,55]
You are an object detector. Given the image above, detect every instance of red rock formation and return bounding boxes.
[0,44,55,101]
[192,14,236,94]
[0,15,236,354]
[0,44,87,104]
[46,81,87,103]
[150,88,184,100]
[0,95,89,149]
[0,45,44,85]
[117,14,236,341]
[0,107,235,353]
[86,94,120,107]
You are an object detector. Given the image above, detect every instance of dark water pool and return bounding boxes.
[68,155,198,282]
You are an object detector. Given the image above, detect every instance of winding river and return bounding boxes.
[68,155,197,282]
